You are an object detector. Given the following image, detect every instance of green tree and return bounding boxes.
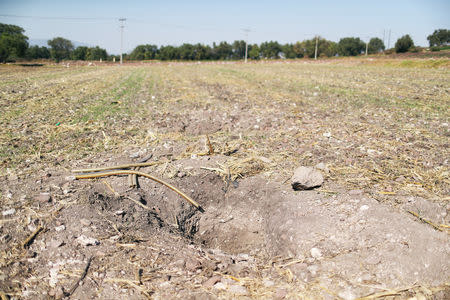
[47,37,74,62]
[395,35,414,53]
[232,40,246,59]
[129,44,158,60]
[157,45,179,60]
[427,29,450,47]
[260,41,282,59]
[281,43,297,59]
[337,37,365,56]
[248,44,260,60]
[193,43,209,60]
[367,37,385,54]
[214,42,233,60]
[324,41,338,57]
[72,46,88,60]
[86,46,107,61]
[293,37,337,58]
[0,23,29,62]
[25,45,50,59]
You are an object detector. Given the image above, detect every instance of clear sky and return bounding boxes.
[0,0,449,54]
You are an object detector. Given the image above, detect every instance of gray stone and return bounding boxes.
[213,282,227,290]
[310,248,323,259]
[349,189,363,196]
[80,218,91,226]
[36,192,51,203]
[229,284,248,295]
[76,235,99,246]
[2,208,16,216]
[291,166,323,190]
[203,275,222,287]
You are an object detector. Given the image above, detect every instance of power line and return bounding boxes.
[0,14,115,21]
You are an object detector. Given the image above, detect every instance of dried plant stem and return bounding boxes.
[22,225,43,248]
[72,161,161,173]
[75,170,203,211]
[407,210,443,232]
[66,256,93,297]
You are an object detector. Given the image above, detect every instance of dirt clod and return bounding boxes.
[291,166,324,190]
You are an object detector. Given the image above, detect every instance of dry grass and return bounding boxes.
[0,59,449,298]
[1,59,449,204]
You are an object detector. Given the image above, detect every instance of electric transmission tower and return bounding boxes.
[119,18,126,64]
[242,28,250,63]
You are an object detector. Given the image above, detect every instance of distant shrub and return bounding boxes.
[430,46,440,52]
[427,29,450,47]
[395,35,414,53]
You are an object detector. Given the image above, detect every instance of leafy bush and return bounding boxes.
[368,38,385,54]
[395,35,414,53]
[337,37,365,56]
[0,23,29,62]
[427,29,449,47]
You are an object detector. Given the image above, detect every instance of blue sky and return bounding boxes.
[0,0,449,54]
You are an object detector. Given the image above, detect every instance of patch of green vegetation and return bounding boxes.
[73,68,145,123]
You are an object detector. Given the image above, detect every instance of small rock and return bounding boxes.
[307,264,319,276]
[65,175,76,181]
[76,235,99,246]
[36,192,51,203]
[263,279,275,287]
[291,167,323,190]
[203,275,222,287]
[338,289,355,300]
[349,189,363,196]
[129,152,140,159]
[229,284,248,295]
[55,225,65,232]
[310,247,322,259]
[114,210,125,216]
[322,132,331,137]
[48,239,64,248]
[360,205,369,211]
[275,288,288,299]
[6,191,13,199]
[80,219,91,226]
[2,208,16,216]
[315,162,330,174]
[185,258,202,272]
[213,282,227,290]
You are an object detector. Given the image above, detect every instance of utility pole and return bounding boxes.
[243,28,250,63]
[365,39,369,56]
[119,18,126,64]
[387,29,391,49]
[383,29,386,48]
[314,36,318,60]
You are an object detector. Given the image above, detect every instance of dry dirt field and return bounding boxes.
[1,58,449,299]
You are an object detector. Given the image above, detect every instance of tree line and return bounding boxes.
[1,22,449,63]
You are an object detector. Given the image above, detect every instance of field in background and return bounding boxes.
[1,58,449,204]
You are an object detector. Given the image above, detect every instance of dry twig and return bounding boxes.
[72,161,161,173]
[22,225,43,248]
[75,170,203,212]
[65,256,93,297]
